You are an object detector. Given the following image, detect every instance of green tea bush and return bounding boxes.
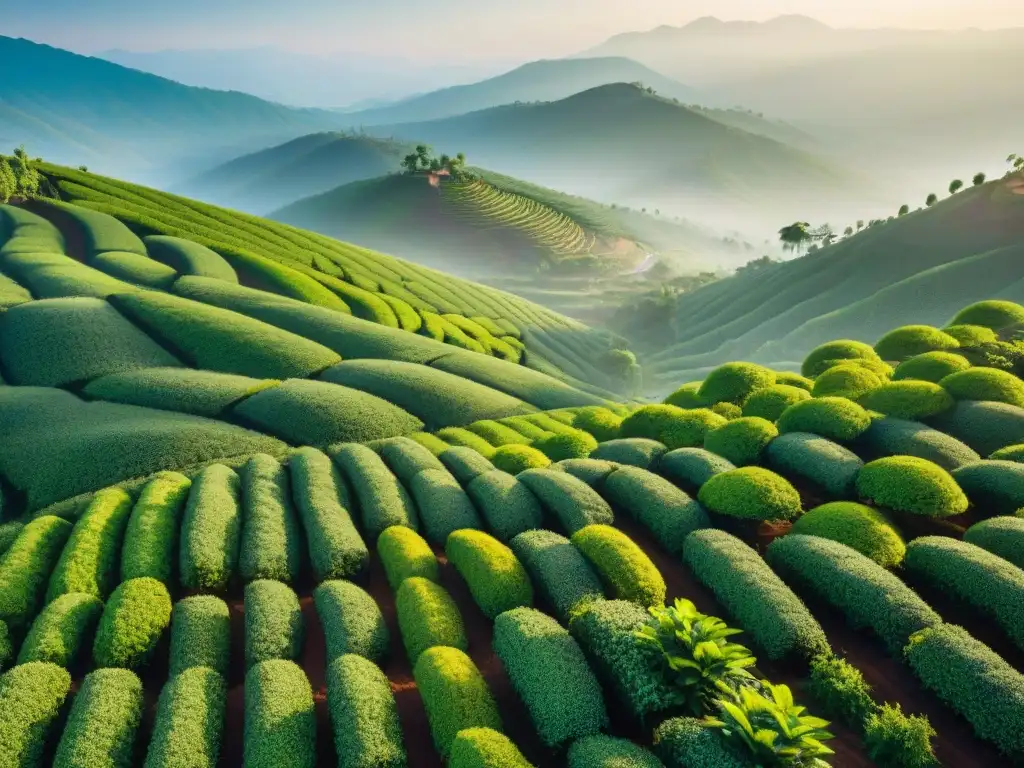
[602,466,709,555]
[93,577,173,669]
[942,324,998,347]
[856,456,968,517]
[991,443,1024,462]
[121,471,191,585]
[179,464,242,592]
[47,487,133,602]
[379,436,446,481]
[0,248,138,299]
[0,662,72,767]
[244,580,304,669]
[904,623,1024,757]
[863,703,939,768]
[534,430,598,462]
[766,535,940,653]
[290,447,369,581]
[964,516,1024,569]
[874,325,960,362]
[952,460,1024,516]
[466,420,532,447]
[657,448,736,491]
[0,521,24,557]
[440,447,496,483]
[802,340,883,378]
[145,234,238,282]
[169,595,230,678]
[409,431,452,456]
[905,537,1024,649]
[710,401,742,420]
[497,417,551,442]
[436,428,497,457]
[764,432,863,499]
[49,199,147,256]
[929,400,1024,456]
[619,405,725,449]
[653,716,750,768]
[493,607,607,747]
[567,734,663,767]
[812,365,883,400]
[413,646,502,758]
[244,660,316,768]
[572,407,623,441]
[326,654,406,768]
[893,351,972,383]
[590,438,667,470]
[144,666,226,767]
[777,397,872,442]
[852,417,979,471]
[17,592,104,667]
[518,468,615,534]
[859,381,954,420]
[446,529,533,619]
[239,455,302,584]
[742,384,811,421]
[396,577,467,663]
[466,470,544,543]
[697,467,802,521]
[510,529,604,622]
[703,417,778,466]
[791,502,906,567]
[490,445,551,474]
[315,579,389,664]
[775,371,814,391]
[332,443,418,541]
[554,458,621,487]
[93,249,178,288]
[0,515,73,629]
[940,366,1024,407]
[0,621,9,672]
[410,469,482,544]
[663,381,704,409]
[53,667,144,768]
[682,529,829,661]
[950,299,1024,331]
[571,525,665,607]
[449,728,532,768]
[807,655,876,730]
[697,363,775,405]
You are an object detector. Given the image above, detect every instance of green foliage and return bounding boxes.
[766,535,940,653]
[893,351,972,383]
[567,734,663,768]
[413,646,502,758]
[408,431,452,456]
[510,529,603,622]
[703,417,778,466]
[991,443,1024,462]
[856,456,968,517]
[239,455,303,584]
[493,607,608,747]
[244,660,316,768]
[396,576,467,663]
[590,438,667,470]
[764,432,863,499]
[929,400,1024,456]
[942,324,998,347]
[518,467,615,534]
[327,654,406,768]
[315,579,389,664]
[940,366,1024,407]
[93,577,173,669]
[490,445,551,474]
[92,249,178,288]
[466,420,531,447]
[0,621,10,672]
[47,486,133,602]
[742,385,811,422]
[603,466,710,555]
[905,623,1024,757]
[853,417,980,471]
[950,299,1024,331]
[0,515,73,629]
[697,467,802,522]
[654,717,751,768]
[572,406,624,441]
[657,448,736,491]
[0,249,139,299]
[792,502,906,567]
[534,430,599,462]
[378,525,439,590]
[0,521,24,557]
[683,529,828,662]
[874,325,960,362]
[802,340,882,378]
[0,662,72,768]
[572,524,665,607]
[964,516,1024,569]
[466,470,544,543]
[555,458,621,486]
[436,428,497,457]
[409,468,482,544]
[17,592,104,667]
[244,579,304,669]
[811,365,883,400]
[775,372,814,391]
[144,234,238,282]
[179,464,241,591]
[449,728,533,768]
[710,401,743,420]
[53,667,144,768]
[144,666,225,768]
[446,529,533,619]
[440,447,496,484]
[379,436,446,482]
[952,459,1024,516]
[807,655,876,731]
[120,472,191,585]
[332,442,417,542]
[169,595,230,678]
[863,704,939,768]
[622,406,729,451]
[777,397,872,442]
[697,363,775,405]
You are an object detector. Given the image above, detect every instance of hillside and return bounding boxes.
[178,132,410,213]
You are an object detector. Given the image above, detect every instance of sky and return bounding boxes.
[4,0,1023,60]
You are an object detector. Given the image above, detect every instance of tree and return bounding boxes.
[856,220,865,231]
[973,172,986,186]
[926,193,938,207]
[778,222,813,253]
[949,179,964,194]
[0,157,16,203]
[843,226,854,237]
[401,152,421,173]
[898,204,910,216]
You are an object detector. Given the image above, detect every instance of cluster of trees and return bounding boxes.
[0,146,42,203]
[777,222,837,254]
[401,145,469,177]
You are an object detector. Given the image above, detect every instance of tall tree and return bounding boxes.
[949,179,964,194]
[973,172,986,186]
[843,226,854,237]
[898,204,910,216]
[926,193,938,207]
[778,222,813,254]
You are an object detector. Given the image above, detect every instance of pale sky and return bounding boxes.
[4,0,1022,59]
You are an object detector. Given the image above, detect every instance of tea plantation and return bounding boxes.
[1,178,1024,767]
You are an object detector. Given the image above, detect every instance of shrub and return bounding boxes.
[572,407,623,441]
[742,384,811,421]
[121,471,191,585]
[856,456,968,517]
[446,529,533,619]
[378,526,438,590]
[410,469,483,545]
[510,530,603,622]
[0,622,8,672]
[859,381,954,420]
[144,667,225,768]
[440,447,496,484]
[682,529,828,661]
[698,363,776,406]
[436,428,497,457]
[697,467,802,521]
[792,502,906,567]
[145,234,237,282]
[554,458,621,486]
[466,470,544,543]
[893,351,972,383]
[764,432,863,499]
[710,401,742,419]
[703,417,778,466]
[239,455,302,584]
[653,717,751,768]
[53,667,144,768]
[929,400,1024,456]
[169,595,230,678]
[940,366,1024,407]
[991,443,1024,462]
[466,420,532,447]
[244,660,316,768]
[534,430,598,462]
[775,371,814,391]
[620,405,727,449]
[244,579,304,669]
[812,364,883,400]
[490,445,551,474]
[493,608,607,747]
[409,431,453,456]
[777,397,872,442]
[863,704,939,768]
[290,447,369,581]
[379,436,445,482]
[332,443,418,541]
[327,654,405,768]
[315,579,389,664]
[47,486,133,602]
[905,623,1024,757]
[942,324,998,347]
[664,381,704,408]
[567,734,663,768]
[571,525,665,607]
[952,460,1024,516]
[950,299,1024,331]
[590,438,667,470]
[17,592,104,667]
[449,728,532,768]
[413,646,502,758]
[0,515,73,629]
[517,468,614,534]
[802,340,882,378]
[657,448,735,491]
[396,577,467,663]
[179,464,242,592]
[0,521,24,557]
[807,655,876,730]
[853,417,979,471]
[766,535,940,653]
[602,466,709,555]
[0,662,72,767]
[964,516,1024,569]
[874,325,960,362]
[85,367,277,417]
[905,536,1024,649]
[93,577,173,669]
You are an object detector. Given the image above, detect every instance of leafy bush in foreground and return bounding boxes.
[440,446,496,483]
[802,340,883,378]
[777,396,872,442]
[952,459,1024,516]
[534,430,598,462]
[315,579,389,665]
[874,325,960,362]
[812,364,883,400]
[144,666,225,768]
[764,432,863,499]
[378,525,439,590]
[327,654,406,768]
[94,577,173,670]
[567,734,663,767]
[121,471,191,585]
[703,417,778,466]
[379,436,446,482]
[53,667,144,768]
[653,716,751,768]
[742,384,811,421]
[449,728,532,768]
[697,362,775,405]
[964,516,1024,569]
[657,447,735,491]
[244,579,304,669]
[853,417,980,471]
[775,371,815,391]
[590,438,666,470]
[893,351,971,383]
[859,381,954,420]
[697,466,802,521]
[17,593,102,668]
[169,595,230,677]
[620,405,727,449]
[0,515,73,629]
[0,661,72,768]
[446,529,533,619]
[510,529,603,622]
[602,466,709,555]
[244,660,316,768]
[179,464,241,592]
[572,525,665,607]
[863,703,939,768]
[466,470,544,543]
[410,468,483,544]
[856,456,968,517]
[397,576,467,663]
[239,454,302,584]
[490,444,551,474]
[571,406,623,441]
[940,366,1024,408]
[807,654,876,730]
[792,502,906,567]
[518,467,614,534]
[950,299,1024,331]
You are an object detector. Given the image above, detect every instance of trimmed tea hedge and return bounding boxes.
[169,596,230,678]
[653,717,750,768]
[449,728,533,768]
[791,502,906,567]
[964,516,1024,569]
[326,654,406,768]
[379,436,446,482]
[554,458,620,487]
[490,445,551,475]
[378,526,439,590]
[942,324,998,346]
[657,447,735,491]
[436,428,497,458]
[534,431,599,462]
[859,381,954,420]
[929,400,1024,457]
[0,521,24,557]
[802,339,883,378]
[777,397,872,442]
[145,234,238,282]
[951,299,1024,331]
[697,466,802,521]
[17,592,104,667]
[0,662,72,767]
[245,580,304,669]
[852,417,980,471]
[893,351,972,383]
[572,407,623,442]
[239,454,302,584]
[764,432,863,499]
[465,470,544,543]
[510,529,604,622]
[856,456,968,518]
[333,442,418,541]
[682,529,829,661]
[874,325,960,362]
[53,667,144,768]
[697,362,775,405]
[703,417,778,466]
[314,579,389,664]
[941,367,1024,408]
[441,447,496,484]
[991,444,1024,462]
[410,469,483,544]
[567,734,663,767]
[467,420,532,447]
[742,384,811,422]
[766,535,940,653]
[93,577,173,670]
[517,468,614,535]
[951,460,1024,517]
[590,438,667,470]
[144,666,225,768]
[602,466,709,555]
[0,515,73,629]
[179,464,242,592]
[396,576,467,662]
[572,525,665,607]
[244,660,316,768]
[446,529,533,619]
[811,364,883,400]
[121,471,191,585]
